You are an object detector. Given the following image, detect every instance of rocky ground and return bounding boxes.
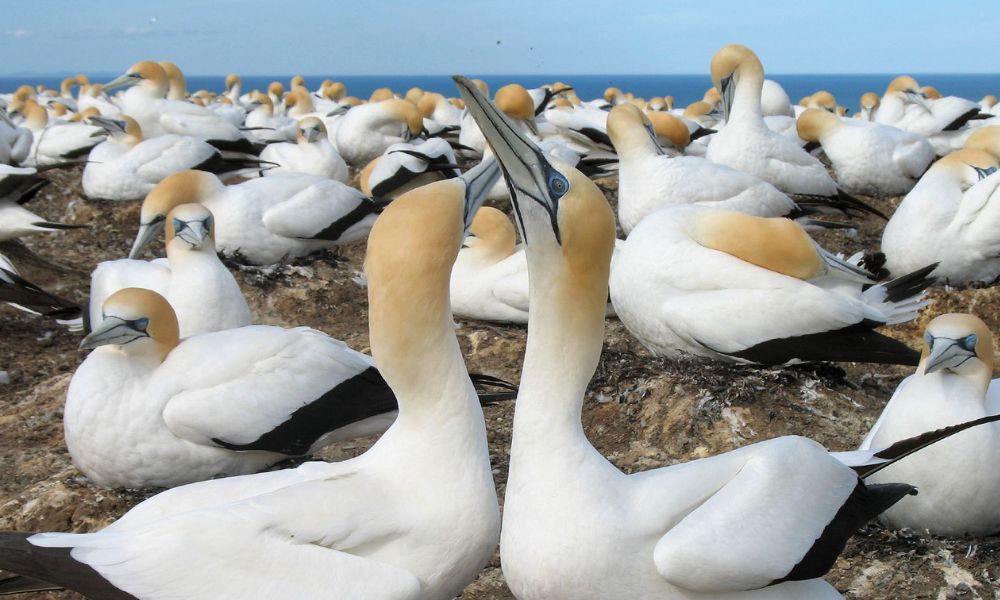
[1,166,999,599]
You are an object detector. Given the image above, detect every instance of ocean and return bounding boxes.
[2,73,998,110]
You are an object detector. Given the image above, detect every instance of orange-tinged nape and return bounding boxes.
[683,101,713,119]
[796,108,839,142]
[382,98,423,135]
[963,125,1000,160]
[886,75,920,95]
[555,165,616,320]
[268,81,285,98]
[691,212,823,280]
[417,92,444,118]
[290,75,305,90]
[648,111,690,149]
[364,178,466,389]
[369,87,395,103]
[142,170,219,222]
[919,313,997,373]
[860,92,880,110]
[921,85,942,100]
[495,84,534,120]
[101,287,180,354]
[710,44,763,90]
[469,207,517,260]
[935,148,999,172]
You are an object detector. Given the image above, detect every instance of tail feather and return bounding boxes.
[0,532,135,599]
[470,372,519,403]
[862,263,938,325]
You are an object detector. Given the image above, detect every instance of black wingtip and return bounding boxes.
[30,221,88,231]
[0,574,63,595]
[879,263,938,303]
[469,372,519,403]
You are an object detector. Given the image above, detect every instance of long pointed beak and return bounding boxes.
[103,74,138,93]
[458,154,501,231]
[89,116,126,134]
[923,337,975,374]
[80,316,147,350]
[453,74,560,242]
[719,76,734,123]
[129,218,165,259]
[174,220,210,248]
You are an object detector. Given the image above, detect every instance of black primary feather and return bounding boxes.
[0,532,136,599]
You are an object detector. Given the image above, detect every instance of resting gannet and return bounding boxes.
[360,138,460,200]
[796,108,935,197]
[0,150,504,599]
[705,45,883,219]
[858,313,1000,537]
[454,73,995,600]
[104,61,259,154]
[13,99,105,167]
[760,79,793,117]
[89,203,251,338]
[875,76,990,138]
[243,91,297,142]
[335,98,424,166]
[611,205,935,365]
[882,149,1000,284]
[0,107,32,165]
[608,104,797,234]
[83,115,264,201]
[130,170,381,265]
[259,117,349,182]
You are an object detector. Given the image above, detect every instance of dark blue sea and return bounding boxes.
[3,74,998,109]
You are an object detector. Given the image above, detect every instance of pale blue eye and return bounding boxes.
[131,317,149,332]
[173,218,186,232]
[961,334,978,351]
[548,173,568,198]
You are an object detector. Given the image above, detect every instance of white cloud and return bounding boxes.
[4,29,32,39]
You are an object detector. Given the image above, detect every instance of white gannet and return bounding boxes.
[0,251,81,328]
[360,138,459,200]
[243,91,297,143]
[796,108,935,197]
[335,98,424,166]
[13,99,106,167]
[223,73,242,105]
[259,117,349,182]
[611,204,936,365]
[89,203,251,338]
[0,107,32,165]
[857,92,880,121]
[608,104,798,234]
[760,79,793,117]
[882,149,1000,284]
[0,166,85,241]
[82,115,264,201]
[103,61,259,154]
[0,156,504,599]
[454,73,956,600]
[875,76,990,138]
[859,313,1000,537]
[130,170,382,265]
[705,45,883,219]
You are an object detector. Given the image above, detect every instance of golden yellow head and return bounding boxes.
[887,75,920,95]
[691,211,822,280]
[98,287,180,353]
[495,84,534,120]
[860,92,880,110]
[921,85,942,100]
[225,73,240,89]
[417,92,444,118]
[982,94,998,108]
[796,108,839,142]
[710,44,763,90]
[648,112,690,149]
[268,81,285,97]
[683,101,714,119]
[290,75,305,89]
[296,116,328,143]
[920,313,996,376]
[382,98,423,136]
[468,206,517,260]
[141,170,220,224]
[405,86,425,103]
[369,87,395,103]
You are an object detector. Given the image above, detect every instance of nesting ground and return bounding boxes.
[2,167,999,599]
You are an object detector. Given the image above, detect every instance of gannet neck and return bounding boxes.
[607,104,660,160]
[365,179,474,419]
[468,206,516,262]
[732,64,764,120]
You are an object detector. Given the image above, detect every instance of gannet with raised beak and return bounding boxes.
[0,146,504,599]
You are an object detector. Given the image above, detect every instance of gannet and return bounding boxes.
[760,79,793,117]
[104,61,259,154]
[259,117,349,182]
[14,99,105,167]
[89,203,251,338]
[360,138,459,200]
[611,204,936,365]
[608,104,797,234]
[82,115,264,201]
[857,92,880,121]
[335,98,423,166]
[705,45,883,219]
[243,91,297,143]
[0,251,81,328]
[453,73,985,600]
[857,313,1000,537]
[796,108,935,197]
[0,107,32,164]
[158,61,187,101]
[0,153,504,599]
[223,73,241,105]
[875,75,989,138]
[130,170,381,265]
[882,149,1000,284]
[0,166,85,241]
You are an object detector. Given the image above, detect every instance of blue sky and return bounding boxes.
[1,0,997,76]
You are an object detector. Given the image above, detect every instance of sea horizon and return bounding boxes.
[3,73,997,109]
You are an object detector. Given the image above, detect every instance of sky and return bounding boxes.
[1,0,997,76]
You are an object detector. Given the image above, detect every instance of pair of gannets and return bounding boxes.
[859,313,1000,537]
[0,132,504,599]
[796,108,935,197]
[260,117,349,182]
[607,103,797,234]
[874,75,989,138]
[82,115,265,201]
[130,170,380,265]
[705,45,882,219]
[610,204,934,365]
[89,203,250,338]
[452,74,1000,600]
[12,99,106,167]
[104,61,258,154]
[882,148,1000,284]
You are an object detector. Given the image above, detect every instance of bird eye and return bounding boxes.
[204,216,213,229]
[961,334,978,352]
[924,332,934,346]
[173,218,187,233]
[131,318,149,332]
[548,173,569,198]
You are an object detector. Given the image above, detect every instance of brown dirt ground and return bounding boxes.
[1,166,999,599]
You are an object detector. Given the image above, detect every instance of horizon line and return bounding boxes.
[1,71,999,79]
